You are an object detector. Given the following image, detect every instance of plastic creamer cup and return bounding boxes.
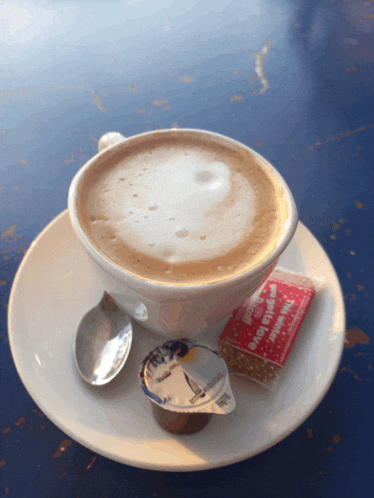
[139,339,236,434]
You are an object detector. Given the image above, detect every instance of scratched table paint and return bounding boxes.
[1,1,373,497]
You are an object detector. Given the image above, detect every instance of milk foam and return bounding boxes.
[98,151,256,264]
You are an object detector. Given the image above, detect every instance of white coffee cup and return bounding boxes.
[68,130,298,338]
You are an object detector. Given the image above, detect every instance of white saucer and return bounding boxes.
[8,210,345,472]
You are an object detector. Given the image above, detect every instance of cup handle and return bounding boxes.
[98,132,126,153]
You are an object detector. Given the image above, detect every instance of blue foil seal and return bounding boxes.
[139,339,235,415]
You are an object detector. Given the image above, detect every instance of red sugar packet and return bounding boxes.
[218,269,315,388]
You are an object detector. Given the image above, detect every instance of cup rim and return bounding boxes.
[68,128,298,293]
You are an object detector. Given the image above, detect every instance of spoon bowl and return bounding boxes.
[74,292,133,385]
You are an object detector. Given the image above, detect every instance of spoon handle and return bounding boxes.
[100,292,118,312]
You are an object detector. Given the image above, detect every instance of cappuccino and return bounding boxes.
[77,131,284,284]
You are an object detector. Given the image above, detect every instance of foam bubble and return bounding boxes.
[175,228,189,238]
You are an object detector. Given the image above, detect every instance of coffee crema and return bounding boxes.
[77,131,284,284]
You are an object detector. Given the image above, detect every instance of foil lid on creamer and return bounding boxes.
[139,339,235,415]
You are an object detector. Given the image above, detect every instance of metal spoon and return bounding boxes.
[74,292,133,385]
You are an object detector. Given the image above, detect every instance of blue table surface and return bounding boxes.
[1,0,373,496]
